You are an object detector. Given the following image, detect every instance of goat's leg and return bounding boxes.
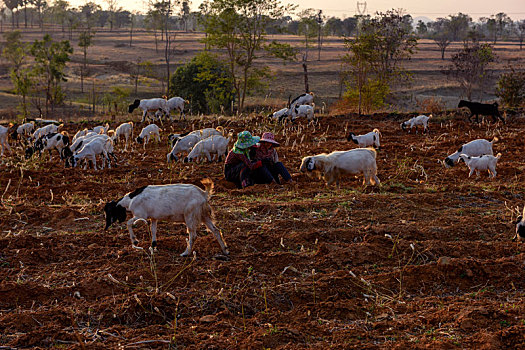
[468,168,474,177]
[150,219,158,250]
[204,214,229,255]
[127,217,141,249]
[181,216,198,257]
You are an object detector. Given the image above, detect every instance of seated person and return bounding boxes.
[224,131,274,188]
[253,132,292,184]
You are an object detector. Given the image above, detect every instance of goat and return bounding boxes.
[291,104,315,121]
[168,127,224,147]
[290,92,315,110]
[347,129,381,148]
[112,122,134,151]
[300,148,380,187]
[513,206,525,242]
[459,153,501,178]
[68,137,114,170]
[183,135,231,163]
[400,115,432,133]
[32,124,62,141]
[458,100,505,124]
[13,122,34,141]
[0,125,12,156]
[167,133,201,162]
[104,179,229,257]
[167,97,190,120]
[136,124,161,149]
[92,123,110,134]
[128,98,170,123]
[444,137,497,167]
[268,108,290,123]
[42,132,70,159]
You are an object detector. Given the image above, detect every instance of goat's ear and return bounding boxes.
[515,216,523,225]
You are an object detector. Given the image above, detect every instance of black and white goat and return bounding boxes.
[444,137,497,167]
[104,179,229,256]
[268,108,290,123]
[458,100,505,123]
[347,129,381,148]
[128,98,170,123]
[300,148,380,187]
[167,133,201,162]
[513,206,525,242]
[290,92,315,110]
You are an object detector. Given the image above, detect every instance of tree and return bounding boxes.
[30,34,73,116]
[445,43,496,100]
[105,0,118,31]
[2,30,32,116]
[341,16,357,36]
[416,20,427,36]
[447,13,471,41]
[203,0,295,112]
[430,18,452,60]
[78,29,94,93]
[324,17,343,36]
[3,0,20,28]
[49,0,69,35]
[130,58,153,94]
[514,20,525,50]
[180,0,190,32]
[343,9,417,115]
[33,0,47,30]
[80,1,100,29]
[169,52,233,114]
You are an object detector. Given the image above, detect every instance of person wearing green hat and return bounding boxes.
[224,131,275,188]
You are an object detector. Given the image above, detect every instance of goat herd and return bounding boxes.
[0,96,523,256]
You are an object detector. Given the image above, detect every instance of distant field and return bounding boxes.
[0,28,523,119]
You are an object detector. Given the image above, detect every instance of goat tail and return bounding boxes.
[201,178,215,197]
[491,136,499,144]
[133,218,148,226]
[61,130,69,136]
[428,114,434,119]
[216,125,225,135]
[496,153,502,159]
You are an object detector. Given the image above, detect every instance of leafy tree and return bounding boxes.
[203,0,295,112]
[33,0,47,30]
[514,20,525,50]
[416,20,427,36]
[180,0,190,32]
[341,16,357,36]
[445,43,496,100]
[2,30,32,116]
[3,0,20,28]
[169,52,233,114]
[105,0,118,31]
[343,9,417,115]
[483,13,512,44]
[49,0,69,35]
[78,29,94,93]
[324,17,343,36]
[80,1,100,29]
[102,86,130,117]
[496,67,525,108]
[30,34,73,115]
[447,13,471,41]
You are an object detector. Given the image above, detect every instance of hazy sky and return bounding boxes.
[69,0,525,21]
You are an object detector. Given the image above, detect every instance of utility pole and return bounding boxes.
[356,1,367,116]
[316,10,323,61]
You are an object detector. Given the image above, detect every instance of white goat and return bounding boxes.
[112,122,134,151]
[168,127,224,147]
[444,137,497,167]
[0,125,12,156]
[92,123,110,134]
[167,133,201,162]
[16,122,35,138]
[347,129,381,148]
[103,179,229,257]
[128,98,169,122]
[184,135,231,163]
[69,137,113,170]
[300,148,380,187]
[401,115,432,133]
[136,124,161,149]
[167,97,189,120]
[32,124,62,141]
[268,108,289,122]
[291,104,315,121]
[459,153,501,178]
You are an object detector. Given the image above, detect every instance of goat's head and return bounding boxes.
[300,156,315,172]
[444,157,455,168]
[104,200,127,230]
[458,100,467,108]
[400,122,407,131]
[136,136,144,144]
[346,132,357,143]
[128,99,140,113]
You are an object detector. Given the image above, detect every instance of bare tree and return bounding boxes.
[430,18,452,60]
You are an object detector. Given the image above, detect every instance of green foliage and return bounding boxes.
[343,10,417,114]
[102,86,131,116]
[496,67,525,108]
[30,34,73,114]
[445,43,496,100]
[169,52,233,114]
[202,0,295,112]
[2,31,32,117]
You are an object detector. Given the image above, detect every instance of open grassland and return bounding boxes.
[1,112,525,348]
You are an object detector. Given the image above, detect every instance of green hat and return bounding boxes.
[234,131,260,149]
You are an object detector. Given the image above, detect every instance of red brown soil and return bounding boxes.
[1,112,525,349]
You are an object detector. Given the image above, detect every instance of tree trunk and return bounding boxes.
[129,21,133,46]
[302,54,309,93]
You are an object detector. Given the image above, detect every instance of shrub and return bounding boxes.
[496,67,525,108]
[169,52,233,114]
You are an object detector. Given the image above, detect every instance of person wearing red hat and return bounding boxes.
[253,132,292,184]
[224,131,275,188]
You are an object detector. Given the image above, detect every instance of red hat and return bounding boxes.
[260,132,280,146]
